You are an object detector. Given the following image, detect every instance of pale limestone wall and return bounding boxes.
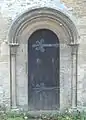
[0,11,13,107]
[61,0,86,106]
[0,0,86,108]
[0,39,10,107]
[0,12,12,107]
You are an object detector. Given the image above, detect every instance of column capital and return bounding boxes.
[68,42,79,46]
[68,42,79,55]
[9,43,19,55]
[9,43,19,46]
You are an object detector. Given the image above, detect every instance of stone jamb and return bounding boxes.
[69,43,79,108]
[9,43,19,108]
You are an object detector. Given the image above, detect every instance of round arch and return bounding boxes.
[8,7,79,110]
[8,7,78,44]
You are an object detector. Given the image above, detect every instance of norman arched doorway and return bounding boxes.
[8,7,78,110]
[28,29,60,110]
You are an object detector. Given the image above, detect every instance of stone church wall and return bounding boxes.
[62,0,86,107]
[0,0,86,108]
[0,15,11,107]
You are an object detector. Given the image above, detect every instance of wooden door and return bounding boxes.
[28,29,60,110]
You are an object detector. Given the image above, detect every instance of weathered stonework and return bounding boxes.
[0,0,85,111]
[61,0,86,107]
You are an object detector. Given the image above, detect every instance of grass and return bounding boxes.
[0,107,86,120]
[7,118,24,120]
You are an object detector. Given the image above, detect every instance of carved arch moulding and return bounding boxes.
[8,7,79,110]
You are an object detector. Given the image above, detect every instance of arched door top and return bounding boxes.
[28,29,60,110]
[8,7,79,45]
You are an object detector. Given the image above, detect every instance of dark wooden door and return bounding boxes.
[28,29,60,110]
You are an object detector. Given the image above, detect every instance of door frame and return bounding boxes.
[8,7,79,110]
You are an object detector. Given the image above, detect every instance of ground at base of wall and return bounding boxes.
[0,109,86,120]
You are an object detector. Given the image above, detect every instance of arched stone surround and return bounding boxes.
[8,7,79,110]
